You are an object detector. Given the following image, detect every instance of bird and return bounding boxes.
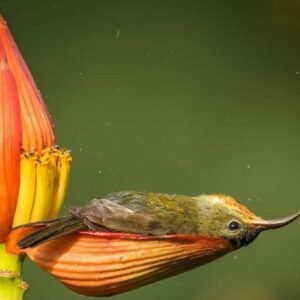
[17,191,300,250]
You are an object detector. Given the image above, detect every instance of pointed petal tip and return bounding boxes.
[0,15,6,27]
[0,16,10,38]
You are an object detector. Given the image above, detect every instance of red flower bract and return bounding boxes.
[0,17,69,242]
[0,39,21,241]
[0,16,54,152]
[24,231,233,297]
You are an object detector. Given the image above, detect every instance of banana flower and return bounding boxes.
[0,16,71,300]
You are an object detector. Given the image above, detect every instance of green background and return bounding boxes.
[2,1,300,299]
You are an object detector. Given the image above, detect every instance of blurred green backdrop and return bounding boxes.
[1,1,300,299]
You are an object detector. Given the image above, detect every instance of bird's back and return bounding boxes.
[98,191,201,234]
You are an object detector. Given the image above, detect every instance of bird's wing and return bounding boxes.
[71,198,170,235]
[17,216,86,248]
[12,216,71,229]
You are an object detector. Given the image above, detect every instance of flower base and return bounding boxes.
[0,244,27,300]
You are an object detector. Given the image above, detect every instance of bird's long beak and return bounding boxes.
[251,211,300,231]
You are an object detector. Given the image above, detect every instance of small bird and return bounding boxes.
[17,191,300,249]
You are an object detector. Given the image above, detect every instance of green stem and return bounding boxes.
[0,244,27,300]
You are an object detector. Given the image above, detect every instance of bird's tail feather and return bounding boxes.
[18,217,86,249]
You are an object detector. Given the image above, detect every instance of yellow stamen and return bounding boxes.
[12,153,37,227]
[30,152,56,222]
[50,150,71,218]
[12,146,71,226]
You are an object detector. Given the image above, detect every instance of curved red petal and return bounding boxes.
[26,232,233,296]
[0,39,22,241]
[0,16,54,152]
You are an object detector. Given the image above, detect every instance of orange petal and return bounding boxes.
[0,39,22,241]
[26,232,233,297]
[0,16,54,152]
[6,226,39,256]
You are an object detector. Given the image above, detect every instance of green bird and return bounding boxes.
[17,191,300,249]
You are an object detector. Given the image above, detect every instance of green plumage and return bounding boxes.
[17,191,264,249]
[105,191,200,234]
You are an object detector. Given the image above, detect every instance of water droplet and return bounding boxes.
[170,49,176,55]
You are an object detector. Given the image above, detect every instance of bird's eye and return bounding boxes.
[228,220,241,231]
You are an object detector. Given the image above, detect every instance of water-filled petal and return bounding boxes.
[26,232,233,297]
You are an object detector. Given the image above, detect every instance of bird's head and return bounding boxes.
[193,194,300,248]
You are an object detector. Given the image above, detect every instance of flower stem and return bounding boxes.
[0,244,27,300]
